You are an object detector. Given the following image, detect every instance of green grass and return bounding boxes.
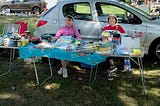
[0,16,160,106]
[0,56,160,106]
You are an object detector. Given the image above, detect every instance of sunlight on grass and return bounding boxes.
[0,93,24,102]
[44,83,61,90]
[118,93,138,106]
[24,82,36,88]
[145,70,160,76]
[72,65,82,71]
[148,88,160,97]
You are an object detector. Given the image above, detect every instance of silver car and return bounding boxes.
[34,0,160,60]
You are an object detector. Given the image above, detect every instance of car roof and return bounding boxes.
[57,0,119,3]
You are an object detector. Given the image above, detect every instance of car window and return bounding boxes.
[63,2,92,21]
[14,0,20,2]
[95,2,142,24]
[23,0,29,2]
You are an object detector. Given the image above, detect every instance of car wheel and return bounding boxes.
[149,40,160,61]
[32,7,41,15]
[2,6,10,14]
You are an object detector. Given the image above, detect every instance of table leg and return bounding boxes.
[89,66,93,85]
[32,57,40,85]
[94,64,99,81]
[138,57,146,94]
[39,58,53,86]
[32,57,53,86]
[88,64,99,86]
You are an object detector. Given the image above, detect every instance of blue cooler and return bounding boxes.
[80,63,96,69]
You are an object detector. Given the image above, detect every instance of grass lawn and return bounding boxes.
[0,16,160,106]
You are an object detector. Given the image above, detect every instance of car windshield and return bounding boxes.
[122,2,154,20]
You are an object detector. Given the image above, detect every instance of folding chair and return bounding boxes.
[15,22,28,35]
[3,24,20,35]
[0,24,20,77]
[1,24,20,55]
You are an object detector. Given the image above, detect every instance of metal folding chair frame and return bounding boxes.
[3,24,20,35]
[0,47,17,77]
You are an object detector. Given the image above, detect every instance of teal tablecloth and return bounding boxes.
[19,43,107,65]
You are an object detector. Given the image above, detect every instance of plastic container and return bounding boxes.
[80,63,96,69]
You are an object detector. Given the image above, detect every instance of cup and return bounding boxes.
[4,38,10,46]
[17,40,21,46]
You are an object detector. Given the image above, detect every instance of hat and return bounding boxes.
[107,14,118,24]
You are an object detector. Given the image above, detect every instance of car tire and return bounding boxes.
[149,39,160,61]
[1,6,10,14]
[32,7,41,15]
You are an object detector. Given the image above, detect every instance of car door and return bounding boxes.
[10,0,22,11]
[95,2,147,45]
[17,0,31,11]
[59,2,100,41]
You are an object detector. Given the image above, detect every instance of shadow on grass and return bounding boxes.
[0,55,160,106]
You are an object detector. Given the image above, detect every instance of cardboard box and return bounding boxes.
[121,37,140,49]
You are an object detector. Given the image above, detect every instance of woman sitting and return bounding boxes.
[55,16,82,78]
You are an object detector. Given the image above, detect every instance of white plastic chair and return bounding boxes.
[3,24,20,35]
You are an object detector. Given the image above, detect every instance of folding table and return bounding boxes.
[19,44,106,86]
[19,44,146,94]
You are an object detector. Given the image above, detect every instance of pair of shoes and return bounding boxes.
[122,66,128,72]
[106,65,118,81]
[62,68,68,78]
[57,67,68,78]
[107,73,113,81]
[123,59,131,72]
[122,65,131,72]
[57,67,63,75]
[109,65,118,73]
